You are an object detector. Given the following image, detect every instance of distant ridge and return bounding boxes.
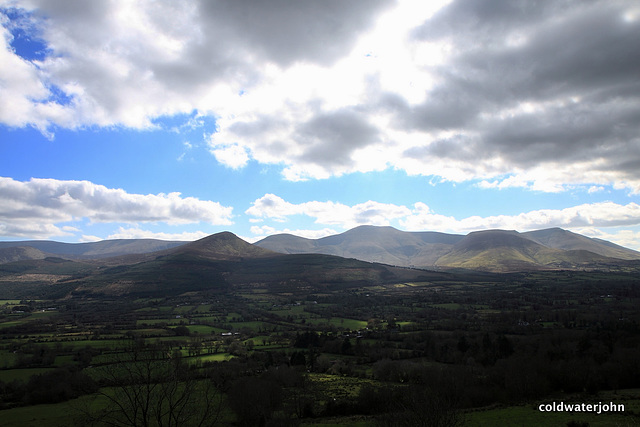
[0,238,188,263]
[256,226,640,272]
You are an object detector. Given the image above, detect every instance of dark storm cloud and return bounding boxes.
[412,0,571,45]
[151,0,395,89]
[295,109,379,167]
[198,0,395,67]
[483,101,640,166]
[396,0,640,184]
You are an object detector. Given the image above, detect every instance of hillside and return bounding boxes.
[0,246,49,264]
[432,229,619,272]
[256,226,640,272]
[523,228,640,260]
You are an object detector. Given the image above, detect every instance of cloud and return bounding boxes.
[245,194,299,222]
[575,227,640,251]
[209,143,249,169]
[0,176,233,238]
[1,0,392,130]
[391,0,640,190]
[0,11,75,135]
[106,227,207,241]
[2,1,640,191]
[246,194,412,228]
[401,201,640,233]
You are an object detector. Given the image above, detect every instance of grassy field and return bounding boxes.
[304,317,368,330]
[0,367,54,382]
[0,398,88,426]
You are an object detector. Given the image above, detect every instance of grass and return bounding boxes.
[0,319,29,329]
[301,417,373,426]
[0,350,19,368]
[304,317,368,330]
[309,373,376,400]
[430,303,462,310]
[136,318,186,326]
[192,353,233,363]
[39,339,130,350]
[183,324,222,335]
[229,320,270,331]
[0,399,87,426]
[0,367,54,383]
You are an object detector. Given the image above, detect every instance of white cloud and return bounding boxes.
[246,194,412,229]
[574,228,640,251]
[245,194,300,222]
[250,225,277,236]
[106,227,206,241]
[209,143,250,169]
[79,234,102,242]
[401,201,640,233]
[0,13,74,135]
[0,176,233,238]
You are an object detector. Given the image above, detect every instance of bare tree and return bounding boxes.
[78,343,226,427]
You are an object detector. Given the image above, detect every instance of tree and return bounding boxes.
[228,376,283,426]
[373,385,462,427]
[79,343,225,427]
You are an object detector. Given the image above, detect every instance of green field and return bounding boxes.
[0,367,54,382]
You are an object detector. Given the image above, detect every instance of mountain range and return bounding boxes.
[1,226,639,274]
[255,226,640,272]
[0,239,186,262]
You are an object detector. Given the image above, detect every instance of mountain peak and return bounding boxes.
[172,232,277,259]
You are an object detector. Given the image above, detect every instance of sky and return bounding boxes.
[1,0,640,250]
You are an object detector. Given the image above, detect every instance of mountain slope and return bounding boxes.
[434,230,567,271]
[256,225,463,267]
[0,246,49,264]
[523,228,640,260]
